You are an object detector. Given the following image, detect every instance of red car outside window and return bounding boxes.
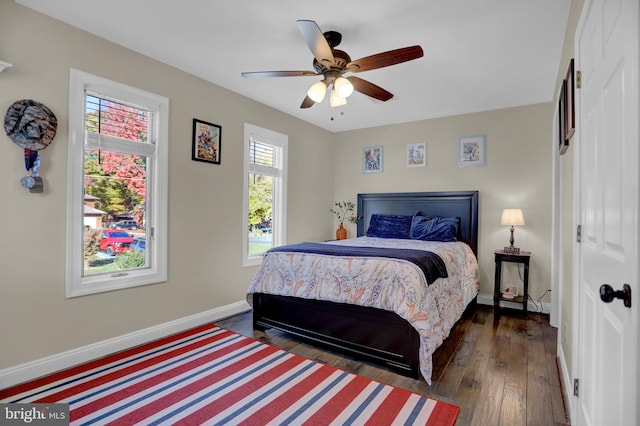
[100,230,134,255]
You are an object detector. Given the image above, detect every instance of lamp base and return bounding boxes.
[503,246,521,254]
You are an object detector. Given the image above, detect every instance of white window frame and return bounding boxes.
[242,123,288,267]
[66,69,168,297]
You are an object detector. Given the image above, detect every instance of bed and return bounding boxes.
[247,191,479,384]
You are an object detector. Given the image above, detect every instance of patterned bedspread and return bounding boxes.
[246,236,480,384]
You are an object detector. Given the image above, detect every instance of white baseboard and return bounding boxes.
[557,342,574,423]
[0,300,251,390]
[477,293,551,315]
[0,295,550,390]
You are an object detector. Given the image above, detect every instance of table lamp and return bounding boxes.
[500,209,525,254]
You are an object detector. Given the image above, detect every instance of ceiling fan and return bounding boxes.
[241,20,424,109]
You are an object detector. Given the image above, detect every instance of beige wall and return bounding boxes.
[0,2,335,369]
[333,104,554,302]
[1,1,563,372]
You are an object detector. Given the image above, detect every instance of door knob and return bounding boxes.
[599,284,632,308]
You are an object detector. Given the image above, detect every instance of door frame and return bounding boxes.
[551,78,576,416]
[550,109,560,330]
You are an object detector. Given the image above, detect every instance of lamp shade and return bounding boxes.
[500,209,525,226]
[329,88,347,107]
[307,81,327,103]
[334,77,354,98]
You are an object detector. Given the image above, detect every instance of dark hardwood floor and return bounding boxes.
[216,304,570,426]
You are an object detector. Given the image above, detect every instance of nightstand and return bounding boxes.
[494,249,531,319]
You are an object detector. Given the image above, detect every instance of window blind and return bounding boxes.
[249,137,276,168]
[85,94,150,144]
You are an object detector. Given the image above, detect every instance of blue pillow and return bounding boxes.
[409,216,459,242]
[365,214,413,239]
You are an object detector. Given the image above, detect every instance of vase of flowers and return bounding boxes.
[330,201,361,240]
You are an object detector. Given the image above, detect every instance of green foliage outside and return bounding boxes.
[114,250,145,269]
[84,228,101,259]
[248,174,273,229]
[84,149,145,217]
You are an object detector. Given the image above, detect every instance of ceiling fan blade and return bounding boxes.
[347,46,424,73]
[296,20,335,67]
[300,96,315,109]
[241,70,318,78]
[347,76,394,101]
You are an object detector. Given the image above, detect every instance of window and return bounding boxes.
[243,123,288,266]
[66,69,168,297]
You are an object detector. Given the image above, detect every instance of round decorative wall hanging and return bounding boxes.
[4,99,58,193]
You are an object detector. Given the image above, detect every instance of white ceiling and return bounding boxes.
[17,0,571,132]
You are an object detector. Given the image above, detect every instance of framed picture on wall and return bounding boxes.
[406,143,427,168]
[363,146,383,174]
[559,80,569,155]
[564,58,575,141]
[192,118,221,164]
[458,135,486,167]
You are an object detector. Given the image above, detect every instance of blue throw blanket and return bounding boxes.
[267,242,448,285]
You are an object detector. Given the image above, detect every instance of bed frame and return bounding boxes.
[252,191,479,378]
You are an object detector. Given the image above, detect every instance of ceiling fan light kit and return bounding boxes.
[334,77,354,98]
[330,88,347,107]
[241,20,423,109]
[308,77,353,106]
[307,80,327,103]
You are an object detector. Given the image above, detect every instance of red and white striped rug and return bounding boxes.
[0,324,458,425]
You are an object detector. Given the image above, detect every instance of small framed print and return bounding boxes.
[564,58,575,141]
[407,143,426,168]
[559,80,569,155]
[363,146,383,174]
[458,135,486,167]
[192,118,221,164]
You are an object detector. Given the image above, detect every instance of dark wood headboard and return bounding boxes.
[356,191,479,256]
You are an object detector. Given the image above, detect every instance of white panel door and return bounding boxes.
[575,0,638,425]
